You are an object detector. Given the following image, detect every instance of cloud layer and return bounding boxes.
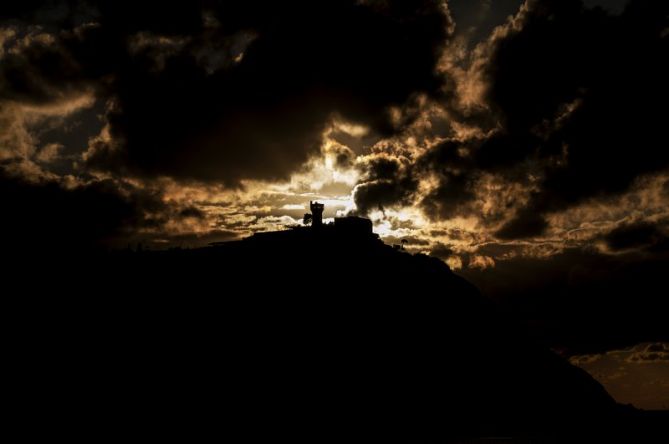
[3,0,454,184]
[1,2,668,357]
[353,0,669,241]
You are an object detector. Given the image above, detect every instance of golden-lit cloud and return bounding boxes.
[2,0,669,271]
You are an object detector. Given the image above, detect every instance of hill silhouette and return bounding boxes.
[9,223,667,442]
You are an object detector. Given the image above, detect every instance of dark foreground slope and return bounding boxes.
[10,228,666,442]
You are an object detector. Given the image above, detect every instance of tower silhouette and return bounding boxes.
[310,201,324,228]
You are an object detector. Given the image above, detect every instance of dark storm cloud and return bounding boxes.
[353,0,669,239]
[603,221,669,252]
[416,139,477,220]
[0,165,214,252]
[328,143,356,170]
[494,204,549,240]
[448,0,524,44]
[0,0,455,247]
[352,154,419,214]
[0,26,96,105]
[178,206,206,220]
[353,138,479,218]
[2,0,454,185]
[0,167,160,250]
[429,242,454,260]
[482,0,669,237]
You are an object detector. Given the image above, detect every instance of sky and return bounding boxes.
[570,342,669,410]
[1,1,667,408]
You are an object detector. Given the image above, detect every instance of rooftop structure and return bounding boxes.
[310,201,324,228]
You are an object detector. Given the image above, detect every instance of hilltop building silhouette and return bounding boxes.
[250,202,375,244]
[310,201,324,228]
[306,201,373,235]
[334,214,373,235]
